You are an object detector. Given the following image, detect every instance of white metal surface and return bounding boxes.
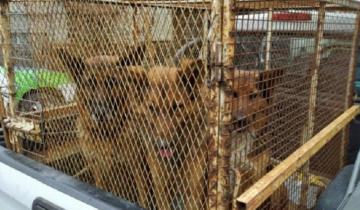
[0,161,98,210]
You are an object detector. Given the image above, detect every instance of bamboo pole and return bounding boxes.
[237,105,360,210]
[0,0,17,150]
[340,11,360,169]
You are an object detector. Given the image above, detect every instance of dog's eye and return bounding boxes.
[249,93,257,100]
[106,77,119,89]
[87,78,98,89]
[233,91,238,98]
[149,105,160,115]
[171,102,184,113]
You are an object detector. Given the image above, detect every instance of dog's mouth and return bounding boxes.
[159,148,173,158]
[155,140,174,158]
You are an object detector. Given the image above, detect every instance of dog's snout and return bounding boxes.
[233,112,249,128]
[155,139,173,158]
[156,139,171,150]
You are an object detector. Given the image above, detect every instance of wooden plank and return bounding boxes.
[19,103,77,120]
[236,105,360,210]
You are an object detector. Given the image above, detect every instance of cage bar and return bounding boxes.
[0,0,17,151]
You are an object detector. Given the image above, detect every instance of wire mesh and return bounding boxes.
[255,133,343,210]
[228,0,358,209]
[0,0,358,210]
[2,1,211,209]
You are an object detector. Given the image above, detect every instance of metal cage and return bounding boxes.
[0,0,359,209]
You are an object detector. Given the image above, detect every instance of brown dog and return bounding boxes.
[58,47,147,198]
[134,61,278,209]
[131,59,207,209]
[60,45,282,209]
[231,70,269,133]
[229,69,288,209]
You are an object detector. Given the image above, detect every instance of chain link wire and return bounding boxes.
[0,0,359,209]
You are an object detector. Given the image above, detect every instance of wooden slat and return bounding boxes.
[19,103,78,120]
[237,105,360,210]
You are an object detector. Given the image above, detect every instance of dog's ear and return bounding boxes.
[116,45,145,67]
[179,59,205,99]
[58,48,85,77]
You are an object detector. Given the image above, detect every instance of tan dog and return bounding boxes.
[60,45,282,209]
[229,69,287,209]
[231,70,269,133]
[135,62,278,209]
[131,59,207,209]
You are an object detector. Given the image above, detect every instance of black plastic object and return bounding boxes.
[32,197,64,210]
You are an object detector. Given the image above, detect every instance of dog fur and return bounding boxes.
[60,45,284,209]
[58,47,147,196]
[130,59,207,209]
[134,62,280,209]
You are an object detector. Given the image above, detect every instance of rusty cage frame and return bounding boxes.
[0,0,360,210]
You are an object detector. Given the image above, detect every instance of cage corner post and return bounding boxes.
[299,1,326,207]
[0,0,18,151]
[207,0,236,209]
[341,9,360,169]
